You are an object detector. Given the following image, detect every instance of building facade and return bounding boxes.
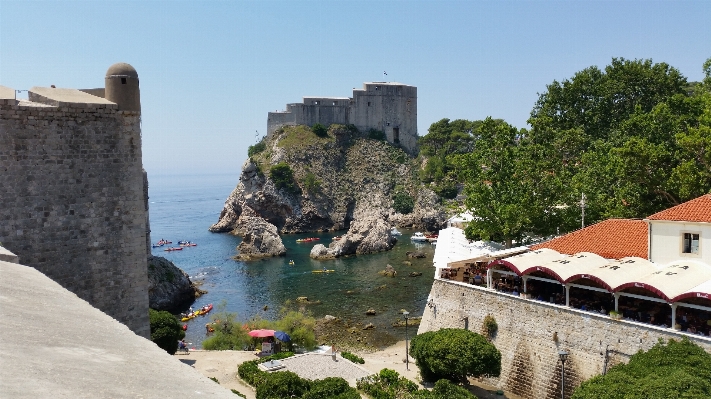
[267,82,418,154]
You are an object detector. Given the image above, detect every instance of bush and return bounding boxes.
[368,128,386,140]
[312,123,328,137]
[302,172,321,192]
[256,371,311,399]
[272,310,318,352]
[392,190,415,214]
[572,338,711,399]
[410,328,501,382]
[304,377,360,399]
[202,310,252,350]
[149,309,184,355]
[231,388,246,398]
[435,183,458,200]
[429,379,478,399]
[248,141,266,157]
[482,315,498,339]
[341,351,365,364]
[269,162,297,193]
[357,368,419,399]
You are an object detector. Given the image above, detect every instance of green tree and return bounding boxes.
[201,310,251,350]
[572,338,711,399]
[409,328,501,382]
[272,309,317,352]
[392,189,415,214]
[269,162,297,193]
[149,309,184,355]
[312,123,328,137]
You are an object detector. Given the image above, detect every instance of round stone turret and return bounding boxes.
[105,62,141,112]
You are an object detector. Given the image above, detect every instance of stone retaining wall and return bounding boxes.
[0,101,149,337]
[418,279,711,399]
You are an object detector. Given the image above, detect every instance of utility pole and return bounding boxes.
[580,193,586,229]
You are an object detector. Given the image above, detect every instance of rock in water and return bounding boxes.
[311,214,396,259]
[148,255,204,312]
[234,216,286,260]
[378,264,398,277]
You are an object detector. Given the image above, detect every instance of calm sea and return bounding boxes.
[148,173,436,347]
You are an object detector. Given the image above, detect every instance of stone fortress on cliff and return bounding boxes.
[0,63,150,337]
[267,82,418,154]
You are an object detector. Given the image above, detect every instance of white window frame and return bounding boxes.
[681,231,701,257]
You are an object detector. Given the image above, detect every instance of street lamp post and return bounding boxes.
[403,311,410,371]
[558,350,569,399]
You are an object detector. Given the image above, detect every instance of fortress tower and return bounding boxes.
[267,82,418,154]
[0,63,150,337]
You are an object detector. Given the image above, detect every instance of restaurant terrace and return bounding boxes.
[435,194,711,338]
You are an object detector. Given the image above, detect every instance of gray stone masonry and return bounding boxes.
[0,98,149,337]
[419,279,711,399]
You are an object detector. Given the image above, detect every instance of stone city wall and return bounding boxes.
[419,279,711,399]
[0,101,149,337]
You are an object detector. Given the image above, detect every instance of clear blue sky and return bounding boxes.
[1,1,709,176]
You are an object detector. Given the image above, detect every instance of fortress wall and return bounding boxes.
[0,101,149,337]
[419,279,711,399]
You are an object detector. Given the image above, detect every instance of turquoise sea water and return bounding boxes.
[148,173,436,347]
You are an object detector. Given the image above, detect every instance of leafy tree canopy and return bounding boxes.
[149,309,184,355]
[572,338,711,399]
[409,328,501,382]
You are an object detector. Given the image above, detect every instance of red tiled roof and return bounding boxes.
[531,219,648,259]
[646,194,711,223]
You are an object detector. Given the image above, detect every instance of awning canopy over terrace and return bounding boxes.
[621,260,711,302]
[487,249,711,304]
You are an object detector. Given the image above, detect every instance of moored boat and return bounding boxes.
[410,232,428,242]
[164,247,183,252]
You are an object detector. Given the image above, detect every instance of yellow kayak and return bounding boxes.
[312,270,335,273]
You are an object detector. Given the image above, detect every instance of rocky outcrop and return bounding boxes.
[211,125,446,259]
[147,255,205,312]
[234,217,286,260]
[378,264,398,277]
[310,212,396,259]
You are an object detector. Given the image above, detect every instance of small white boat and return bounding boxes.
[390,227,402,236]
[410,232,428,242]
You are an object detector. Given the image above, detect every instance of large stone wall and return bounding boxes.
[0,99,149,337]
[419,279,711,399]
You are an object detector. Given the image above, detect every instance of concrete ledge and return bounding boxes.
[0,85,18,105]
[29,87,117,108]
[0,246,19,263]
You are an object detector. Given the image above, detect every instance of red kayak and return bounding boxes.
[182,324,188,331]
[164,247,183,252]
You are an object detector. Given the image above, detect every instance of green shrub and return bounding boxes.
[270,162,297,192]
[248,141,266,157]
[238,360,265,387]
[231,389,246,398]
[304,377,360,399]
[149,309,184,355]
[201,310,252,350]
[482,314,498,339]
[341,351,365,364]
[572,338,711,399]
[392,190,415,214]
[256,371,311,399]
[312,123,328,137]
[302,172,321,192]
[368,128,386,140]
[410,328,501,382]
[272,310,318,352]
[357,368,419,399]
[435,183,458,200]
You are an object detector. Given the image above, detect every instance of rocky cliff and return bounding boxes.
[210,125,445,258]
[147,255,205,312]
